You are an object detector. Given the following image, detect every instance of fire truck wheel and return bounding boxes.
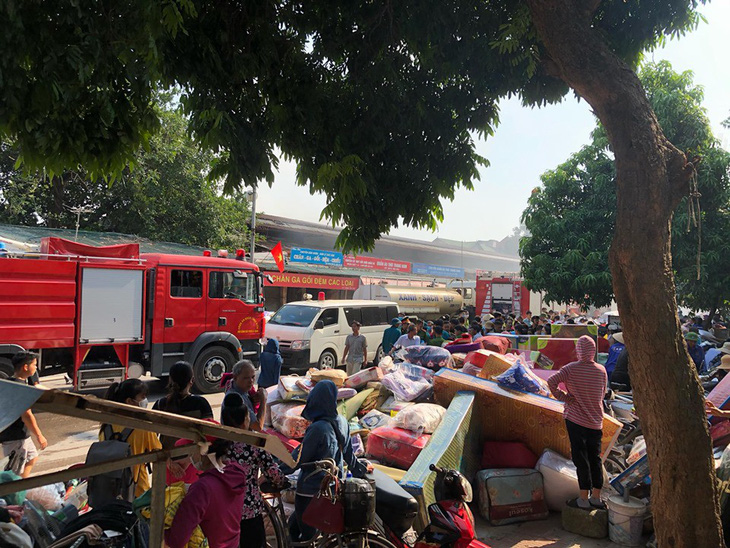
[193,346,235,393]
[0,357,12,380]
[317,350,338,370]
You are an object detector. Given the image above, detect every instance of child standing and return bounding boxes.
[547,335,607,509]
[0,352,47,477]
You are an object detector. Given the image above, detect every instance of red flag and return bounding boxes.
[272,241,285,273]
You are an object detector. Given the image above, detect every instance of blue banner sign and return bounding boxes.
[289,247,344,266]
[412,262,465,279]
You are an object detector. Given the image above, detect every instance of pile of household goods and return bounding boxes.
[265,346,456,472]
[0,472,121,548]
[436,326,658,547]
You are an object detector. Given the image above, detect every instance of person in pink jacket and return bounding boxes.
[165,438,248,548]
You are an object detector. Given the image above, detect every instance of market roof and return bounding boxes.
[0,224,206,255]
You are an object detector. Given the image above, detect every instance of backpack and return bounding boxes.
[85,425,135,509]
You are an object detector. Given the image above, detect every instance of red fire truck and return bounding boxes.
[475,276,531,317]
[0,238,265,393]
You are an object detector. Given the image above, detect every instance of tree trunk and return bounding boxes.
[527,1,723,546]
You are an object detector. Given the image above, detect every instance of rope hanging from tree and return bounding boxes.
[686,167,702,281]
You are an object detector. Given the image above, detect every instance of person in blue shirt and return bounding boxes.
[685,332,705,372]
[258,338,283,389]
[381,318,402,355]
[604,332,625,378]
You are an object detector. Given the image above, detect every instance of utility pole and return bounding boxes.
[246,189,257,263]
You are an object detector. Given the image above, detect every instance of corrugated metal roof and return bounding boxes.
[0,224,205,255]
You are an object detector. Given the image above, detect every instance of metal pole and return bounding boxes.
[249,189,257,263]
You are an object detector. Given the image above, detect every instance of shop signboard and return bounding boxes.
[264,271,359,291]
[343,255,411,273]
[289,247,343,266]
[411,262,465,279]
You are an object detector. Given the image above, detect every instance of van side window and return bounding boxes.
[319,308,339,327]
[170,270,203,298]
[386,305,398,320]
[360,307,380,327]
[343,307,362,325]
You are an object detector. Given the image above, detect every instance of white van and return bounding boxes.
[265,300,399,369]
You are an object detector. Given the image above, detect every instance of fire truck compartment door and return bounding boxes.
[79,268,144,343]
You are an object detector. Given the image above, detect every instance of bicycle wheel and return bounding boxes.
[262,496,289,548]
[319,531,399,548]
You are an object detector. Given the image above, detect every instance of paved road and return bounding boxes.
[33,375,227,474]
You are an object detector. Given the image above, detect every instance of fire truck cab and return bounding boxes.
[0,238,264,393]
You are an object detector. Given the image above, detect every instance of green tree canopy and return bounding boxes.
[0,1,704,251]
[520,61,730,317]
[0,106,253,249]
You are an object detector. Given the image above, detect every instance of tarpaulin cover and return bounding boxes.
[433,368,621,460]
[394,346,454,370]
[41,237,140,259]
[536,338,578,369]
[0,380,44,434]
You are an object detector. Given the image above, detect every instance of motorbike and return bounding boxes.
[410,464,490,548]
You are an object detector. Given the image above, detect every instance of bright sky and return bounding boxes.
[257,2,730,244]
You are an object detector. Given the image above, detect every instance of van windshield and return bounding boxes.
[268,304,320,327]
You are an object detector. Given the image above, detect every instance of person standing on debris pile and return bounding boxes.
[382,318,402,356]
[547,336,607,510]
[0,352,47,477]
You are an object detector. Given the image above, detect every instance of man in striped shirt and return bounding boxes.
[547,335,608,509]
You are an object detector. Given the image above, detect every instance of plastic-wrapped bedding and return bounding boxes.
[392,403,446,435]
[494,357,551,397]
[366,427,431,470]
[394,346,454,370]
[381,369,431,402]
[270,403,310,438]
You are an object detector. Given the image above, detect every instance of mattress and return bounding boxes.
[400,391,480,531]
[433,368,621,460]
[536,337,578,369]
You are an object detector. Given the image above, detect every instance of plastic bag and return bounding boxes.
[378,397,414,414]
[494,357,551,397]
[351,434,365,457]
[398,362,434,382]
[392,403,446,434]
[25,483,65,511]
[377,355,397,375]
[337,388,357,400]
[381,369,431,402]
[278,375,308,401]
[359,410,393,430]
[308,368,348,387]
[270,403,310,438]
[393,346,454,370]
[627,436,646,466]
[345,367,383,389]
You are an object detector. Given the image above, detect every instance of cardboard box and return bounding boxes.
[469,350,514,380]
[433,368,621,460]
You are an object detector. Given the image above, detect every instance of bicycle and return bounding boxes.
[261,459,399,548]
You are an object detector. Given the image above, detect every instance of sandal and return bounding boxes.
[566,497,591,510]
[589,498,607,510]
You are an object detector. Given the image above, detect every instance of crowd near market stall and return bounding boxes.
[2,311,729,547]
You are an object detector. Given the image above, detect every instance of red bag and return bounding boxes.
[710,421,730,448]
[481,441,538,469]
[366,426,430,470]
[303,476,345,533]
[480,336,511,354]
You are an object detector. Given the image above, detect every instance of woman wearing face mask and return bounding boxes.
[221,393,286,548]
[165,438,249,548]
[102,379,162,497]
